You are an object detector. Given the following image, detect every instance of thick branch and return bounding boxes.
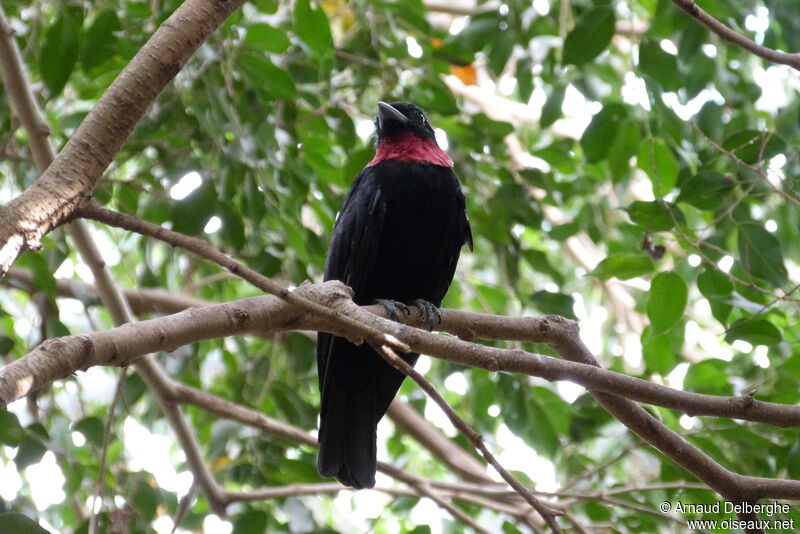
[79,202,410,356]
[6,266,489,485]
[74,208,800,429]
[4,285,800,428]
[4,281,800,505]
[0,5,51,171]
[0,2,245,514]
[0,0,247,274]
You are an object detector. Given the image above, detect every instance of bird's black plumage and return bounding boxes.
[317,102,472,489]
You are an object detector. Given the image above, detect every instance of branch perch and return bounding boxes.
[4,279,800,506]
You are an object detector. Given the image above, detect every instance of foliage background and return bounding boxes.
[1,0,799,532]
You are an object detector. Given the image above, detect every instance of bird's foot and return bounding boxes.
[411,299,441,331]
[375,299,411,322]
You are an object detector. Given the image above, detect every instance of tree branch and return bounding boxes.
[6,266,492,487]
[79,201,410,356]
[376,344,563,531]
[0,2,247,516]
[4,266,216,315]
[4,281,800,506]
[0,0,247,275]
[671,0,800,70]
[170,374,539,529]
[6,282,799,428]
[387,399,495,484]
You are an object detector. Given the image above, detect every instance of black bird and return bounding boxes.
[317,102,472,489]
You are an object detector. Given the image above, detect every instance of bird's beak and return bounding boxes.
[377,101,409,131]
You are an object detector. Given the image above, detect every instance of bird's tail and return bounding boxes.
[317,337,379,489]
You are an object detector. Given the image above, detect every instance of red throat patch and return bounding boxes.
[367,133,454,167]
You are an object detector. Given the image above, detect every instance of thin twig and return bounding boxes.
[375,343,563,532]
[407,479,494,534]
[671,0,800,71]
[560,439,641,491]
[689,122,800,207]
[88,369,127,534]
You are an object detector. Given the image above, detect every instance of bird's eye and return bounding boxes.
[417,111,426,123]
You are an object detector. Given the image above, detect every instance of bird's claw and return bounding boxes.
[375,299,411,322]
[411,299,441,331]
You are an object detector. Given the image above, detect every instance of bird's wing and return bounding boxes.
[316,170,389,489]
[427,169,472,304]
[318,169,386,387]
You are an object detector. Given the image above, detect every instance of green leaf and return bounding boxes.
[523,249,565,285]
[238,53,297,100]
[0,410,26,446]
[676,171,735,210]
[531,386,572,435]
[607,119,640,182]
[638,39,681,92]
[411,77,459,115]
[487,31,515,76]
[563,7,615,65]
[441,17,498,60]
[625,200,680,231]
[549,221,580,241]
[787,438,800,480]
[678,22,707,62]
[233,511,268,534]
[472,113,514,139]
[738,222,788,287]
[525,403,560,458]
[725,318,782,346]
[684,360,731,395]
[697,269,733,297]
[254,0,279,13]
[244,23,291,54]
[0,513,51,534]
[171,182,215,235]
[647,272,687,335]
[40,6,83,95]
[697,269,733,324]
[15,435,47,471]
[531,291,576,319]
[475,284,508,314]
[589,255,654,281]
[218,203,246,251]
[685,53,716,98]
[130,477,160,520]
[540,85,565,128]
[73,417,105,447]
[581,103,628,163]
[502,522,525,534]
[17,252,57,296]
[0,336,14,355]
[293,0,332,58]
[642,334,677,375]
[80,10,121,71]
[122,373,146,406]
[637,138,679,195]
[516,56,534,102]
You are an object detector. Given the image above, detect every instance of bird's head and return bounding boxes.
[374,101,436,142]
[368,101,453,168]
